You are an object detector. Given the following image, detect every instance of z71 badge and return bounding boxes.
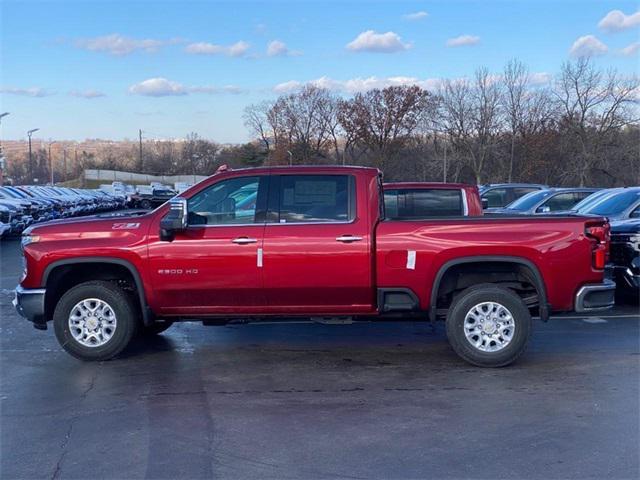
[112,222,141,230]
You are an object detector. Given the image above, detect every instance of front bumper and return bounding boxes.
[606,264,640,292]
[13,286,47,329]
[575,279,616,313]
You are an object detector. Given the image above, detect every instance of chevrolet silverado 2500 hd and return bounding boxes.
[14,166,615,366]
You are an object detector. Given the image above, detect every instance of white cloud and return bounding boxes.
[569,35,608,57]
[598,9,640,32]
[75,34,179,56]
[620,41,640,56]
[273,76,442,94]
[0,86,54,97]
[267,40,287,56]
[404,11,428,21]
[446,35,480,47]
[530,72,552,85]
[129,78,187,96]
[266,40,301,57]
[129,78,243,96]
[185,41,250,57]
[346,30,412,53]
[69,89,106,99]
[273,80,303,93]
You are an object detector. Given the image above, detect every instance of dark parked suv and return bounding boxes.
[479,183,547,209]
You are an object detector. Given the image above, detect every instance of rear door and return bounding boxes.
[262,173,374,314]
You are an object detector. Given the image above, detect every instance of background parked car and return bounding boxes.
[131,184,176,209]
[0,184,123,238]
[485,188,599,215]
[479,183,547,209]
[607,218,640,301]
[573,187,640,221]
[0,204,13,238]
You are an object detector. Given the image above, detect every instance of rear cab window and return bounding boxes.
[384,189,465,219]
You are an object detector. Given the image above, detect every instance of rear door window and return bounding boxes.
[513,187,539,200]
[542,192,579,212]
[274,175,354,223]
[482,188,508,208]
[384,189,464,218]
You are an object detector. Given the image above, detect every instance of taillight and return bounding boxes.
[585,221,610,270]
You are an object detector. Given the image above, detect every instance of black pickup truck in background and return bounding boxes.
[608,218,640,300]
[130,185,177,210]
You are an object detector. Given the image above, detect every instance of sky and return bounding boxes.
[1,0,638,143]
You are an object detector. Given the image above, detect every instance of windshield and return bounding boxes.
[585,190,640,216]
[573,190,614,211]
[506,190,552,210]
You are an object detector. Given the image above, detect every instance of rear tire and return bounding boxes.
[445,284,532,367]
[53,280,138,361]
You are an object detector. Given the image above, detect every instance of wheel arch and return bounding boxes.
[42,257,152,325]
[429,256,549,322]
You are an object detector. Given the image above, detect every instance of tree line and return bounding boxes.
[5,57,638,187]
[243,57,639,186]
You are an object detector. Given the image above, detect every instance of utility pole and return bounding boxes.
[75,147,81,186]
[0,112,9,186]
[443,134,448,183]
[139,129,143,173]
[27,128,39,183]
[63,148,67,182]
[48,140,56,185]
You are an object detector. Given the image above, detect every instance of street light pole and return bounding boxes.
[27,128,40,183]
[0,112,9,186]
[48,140,57,185]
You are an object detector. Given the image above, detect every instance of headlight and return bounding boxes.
[21,234,40,247]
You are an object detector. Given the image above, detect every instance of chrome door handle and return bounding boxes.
[232,237,257,244]
[336,235,363,243]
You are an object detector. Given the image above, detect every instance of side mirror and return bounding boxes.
[537,205,551,214]
[481,198,489,209]
[160,198,187,241]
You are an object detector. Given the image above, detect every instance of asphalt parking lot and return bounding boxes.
[1,238,639,480]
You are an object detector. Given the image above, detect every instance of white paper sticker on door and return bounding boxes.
[406,250,416,270]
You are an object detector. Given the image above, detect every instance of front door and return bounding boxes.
[148,175,269,315]
[262,174,373,314]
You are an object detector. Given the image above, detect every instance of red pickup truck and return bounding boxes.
[14,166,615,367]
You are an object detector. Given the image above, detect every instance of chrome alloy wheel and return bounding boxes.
[68,298,117,348]
[463,301,515,353]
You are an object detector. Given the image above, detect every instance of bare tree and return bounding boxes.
[439,68,502,183]
[554,57,639,185]
[243,101,272,154]
[338,85,431,170]
[502,59,529,181]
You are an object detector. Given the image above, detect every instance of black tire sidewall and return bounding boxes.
[53,281,137,361]
[446,284,532,367]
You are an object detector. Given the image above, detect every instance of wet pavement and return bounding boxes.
[1,238,638,479]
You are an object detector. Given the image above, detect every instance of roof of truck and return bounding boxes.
[384,182,475,190]
[214,165,381,176]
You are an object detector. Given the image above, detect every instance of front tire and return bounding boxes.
[53,281,138,361]
[445,284,532,367]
